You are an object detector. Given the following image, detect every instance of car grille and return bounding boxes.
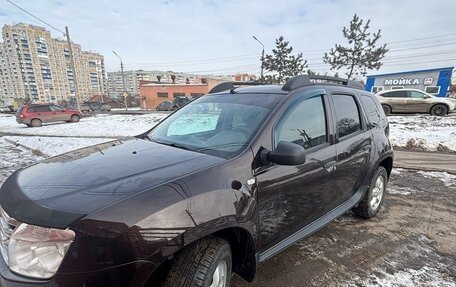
[0,208,19,263]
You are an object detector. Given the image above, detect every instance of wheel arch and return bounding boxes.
[378,155,393,179]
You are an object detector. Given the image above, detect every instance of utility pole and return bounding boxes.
[113,51,128,110]
[252,35,265,80]
[65,26,81,111]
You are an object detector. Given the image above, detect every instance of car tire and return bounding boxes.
[70,115,80,123]
[162,237,232,287]
[430,104,448,116]
[31,118,42,127]
[381,104,392,116]
[353,166,388,219]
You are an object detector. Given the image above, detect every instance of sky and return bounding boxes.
[0,0,455,77]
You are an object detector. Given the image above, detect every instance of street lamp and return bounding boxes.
[252,35,265,80]
[113,50,128,110]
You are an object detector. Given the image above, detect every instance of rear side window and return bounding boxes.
[27,106,36,113]
[383,90,408,98]
[333,95,361,138]
[361,96,381,127]
[34,105,51,112]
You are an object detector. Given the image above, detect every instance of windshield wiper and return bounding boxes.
[154,140,195,152]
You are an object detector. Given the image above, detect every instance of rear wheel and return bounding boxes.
[430,104,448,116]
[31,118,42,127]
[70,114,80,122]
[381,104,392,116]
[162,237,232,287]
[353,166,388,219]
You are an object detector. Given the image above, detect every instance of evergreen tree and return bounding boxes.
[262,36,308,84]
[323,14,388,79]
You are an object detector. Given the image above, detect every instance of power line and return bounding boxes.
[6,0,66,36]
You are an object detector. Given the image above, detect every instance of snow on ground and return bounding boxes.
[389,115,456,153]
[3,136,114,157]
[416,170,456,187]
[0,113,167,137]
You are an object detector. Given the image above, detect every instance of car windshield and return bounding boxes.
[149,93,283,158]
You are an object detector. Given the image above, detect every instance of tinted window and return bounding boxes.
[27,106,35,113]
[35,105,51,112]
[275,95,327,149]
[383,90,408,98]
[361,96,380,127]
[333,95,361,138]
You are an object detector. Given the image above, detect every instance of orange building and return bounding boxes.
[139,79,226,109]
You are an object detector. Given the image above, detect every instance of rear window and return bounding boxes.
[333,95,362,138]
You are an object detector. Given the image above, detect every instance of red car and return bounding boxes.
[16,104,82,127]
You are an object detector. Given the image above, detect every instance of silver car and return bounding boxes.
[376,89,456,116]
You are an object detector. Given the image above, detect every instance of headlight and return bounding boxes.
[8,223,75,279]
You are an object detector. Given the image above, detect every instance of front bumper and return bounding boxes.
[0,254,155,287]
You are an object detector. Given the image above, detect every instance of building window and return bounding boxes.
[391,86,404,90]
[371,86,384,93]
[424,86,440,94]
[157,92,168,98]
[173,93,185,98]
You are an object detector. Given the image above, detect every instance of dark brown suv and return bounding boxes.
[0,76,393,287]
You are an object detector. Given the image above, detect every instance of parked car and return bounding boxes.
[376,88,456,116]
[0,106,10,113]
[0,75,393,286]
[16,103,82,127]
[156,101,172,111]
[170,96,191,111]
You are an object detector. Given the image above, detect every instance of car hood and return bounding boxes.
[0,137,224,228]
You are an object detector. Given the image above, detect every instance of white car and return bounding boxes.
[376,89,456,116]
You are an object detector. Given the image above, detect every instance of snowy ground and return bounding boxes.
[389,115,456,153]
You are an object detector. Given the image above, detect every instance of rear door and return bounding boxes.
[329,93,372,208]
[256,91,337,251]
[382,90,408,112]
[34,105,53,122]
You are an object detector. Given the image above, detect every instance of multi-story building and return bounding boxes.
[0,23,106,106]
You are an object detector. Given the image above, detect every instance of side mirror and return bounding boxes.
[423,95,431,99]
[262,141,306,165]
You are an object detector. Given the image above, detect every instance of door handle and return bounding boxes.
[324,160,337,172]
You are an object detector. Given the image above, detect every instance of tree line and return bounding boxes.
[261,14,388,83]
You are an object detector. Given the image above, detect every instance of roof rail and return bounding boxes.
[208,81,264,94]
[282,75,365,91]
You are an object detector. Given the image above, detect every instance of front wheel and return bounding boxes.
[430,104,448,116]
[353,166,388,219]
[162,237,232,287]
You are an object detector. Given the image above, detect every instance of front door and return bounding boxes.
[406,91,430,113]
[256,93,337,251]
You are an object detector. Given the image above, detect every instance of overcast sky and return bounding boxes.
[1,0,455,77]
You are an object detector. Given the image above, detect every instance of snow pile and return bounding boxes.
[4,136,114,157]
[0,113,167,137]
[389,115,456,153]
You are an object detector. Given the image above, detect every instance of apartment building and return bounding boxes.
[0,23,106,106]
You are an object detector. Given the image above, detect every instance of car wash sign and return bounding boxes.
[384,78,421,85]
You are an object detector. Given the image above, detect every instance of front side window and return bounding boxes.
[50,105,64,111]
[409,91,425,98]
[333,95,361,138]
[149,94,282,158]
[275,95,327,150]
